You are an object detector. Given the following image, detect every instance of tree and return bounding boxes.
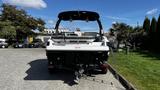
[0,20,16,39]
[0,4,45,42]
[129,26,149,50]
[148,17,157,51]
[156,15,160,52]
[157,15,160,33]
[37,18,46,32]
[150,17,157,32]
[109,22,133,50]
[143,16,150,32]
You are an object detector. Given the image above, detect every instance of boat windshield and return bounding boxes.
[59,20,99,33]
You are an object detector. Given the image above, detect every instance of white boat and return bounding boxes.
[46,11,110,83]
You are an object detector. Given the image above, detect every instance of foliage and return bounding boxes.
[148,17,157,51]
[157,15,160,32]
[150,17,157,32]
[0,20,16,39]
[109,22,133,49]
[156,16,160,51]
[109,16,160,52]
[141,16,160,52]
[37,18,45,32]
[143,17,150,32]
[128,26,145,49]
[0,4,45,42]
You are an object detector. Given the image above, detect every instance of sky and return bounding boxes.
[0,0,160,32]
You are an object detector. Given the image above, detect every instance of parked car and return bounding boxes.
[28,39,45,48]
[13,42,24,48]
[0,39,8,48]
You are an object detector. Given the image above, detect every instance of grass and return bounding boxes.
[108,51,160,90]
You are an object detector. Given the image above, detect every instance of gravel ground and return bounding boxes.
[0,49,125,90]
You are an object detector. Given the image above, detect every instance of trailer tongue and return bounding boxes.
[46,11,110,84]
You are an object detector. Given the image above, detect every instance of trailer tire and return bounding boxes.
[101,68,108,74]
[100,63,108,74]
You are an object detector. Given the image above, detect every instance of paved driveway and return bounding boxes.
[0,49,125,90]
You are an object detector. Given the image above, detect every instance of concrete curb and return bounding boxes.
[108,64,136,90]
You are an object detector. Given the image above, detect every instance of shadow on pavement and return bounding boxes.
[24,59,77,86]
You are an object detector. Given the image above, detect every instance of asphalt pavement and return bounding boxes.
[0,49,125,90]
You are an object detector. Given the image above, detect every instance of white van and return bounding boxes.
[0,39,8,48]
